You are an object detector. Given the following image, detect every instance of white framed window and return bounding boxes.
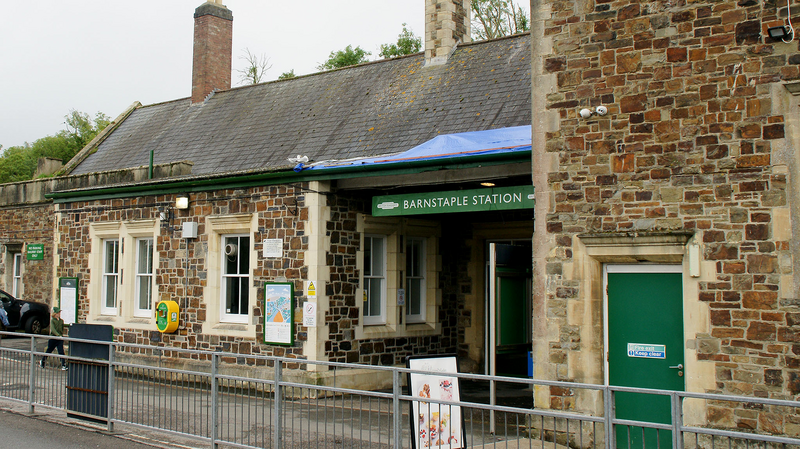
[405,237,426,323]
[134,238,154,317]
[101,239,120,315]
[364,234,387,325]
[12,253,22,298]
[221,234,250,323]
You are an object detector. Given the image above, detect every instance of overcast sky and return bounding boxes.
[0,1,433,149]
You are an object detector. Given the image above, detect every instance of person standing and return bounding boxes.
[40,307,67,370]
[0,301,9,329]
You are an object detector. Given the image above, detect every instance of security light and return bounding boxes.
[768,25,792,41]
[175,194,189,210]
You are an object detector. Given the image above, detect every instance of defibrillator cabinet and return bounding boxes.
[156,300,179,333]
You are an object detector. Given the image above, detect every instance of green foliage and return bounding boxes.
[379,24,422,58]
[278,70,296,80]
[471,0,530,40]
[317,45,371,71]
[0,110,110,183]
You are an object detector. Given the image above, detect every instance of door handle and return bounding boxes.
[669,364,683,370]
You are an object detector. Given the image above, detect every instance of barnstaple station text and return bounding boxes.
[404,192,524,209]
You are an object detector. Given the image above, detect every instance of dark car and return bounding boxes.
[0,289,50,334]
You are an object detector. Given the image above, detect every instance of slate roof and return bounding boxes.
[70,34,531,177]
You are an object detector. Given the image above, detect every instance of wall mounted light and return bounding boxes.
[768,25,793,41]
[480,182,496,187]
[175,194,189,210]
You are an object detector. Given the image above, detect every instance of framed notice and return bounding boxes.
[263,282,294,345]
[407,355,465,449]
[59,277,78,325]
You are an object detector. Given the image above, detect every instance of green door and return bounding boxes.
[491,244,531,377]
[607,267,684,449]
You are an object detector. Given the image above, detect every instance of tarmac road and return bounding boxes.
[0,408,169,448]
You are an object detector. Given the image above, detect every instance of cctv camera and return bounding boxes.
[595,106,608,116]
[579,108,593,119]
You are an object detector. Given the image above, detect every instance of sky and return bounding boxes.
[0,1,429,150]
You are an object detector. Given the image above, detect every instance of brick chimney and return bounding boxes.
[192,1,233,104]
[425,0,471,65]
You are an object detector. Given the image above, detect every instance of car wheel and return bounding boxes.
[25,316,44,334]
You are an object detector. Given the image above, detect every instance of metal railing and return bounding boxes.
[1,331,799,449]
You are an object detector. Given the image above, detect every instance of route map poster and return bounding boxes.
[263,282,294,345]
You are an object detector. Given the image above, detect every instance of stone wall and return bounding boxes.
[56,185,309,360]
[531,0,800,432]
[0,203,55,304]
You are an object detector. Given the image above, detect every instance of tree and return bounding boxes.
[471,0,530,40]
[278,70,296,80]
[236,48,272,85]
[0,110,110,183]
[379,24,422,58]
[317,45,371,71]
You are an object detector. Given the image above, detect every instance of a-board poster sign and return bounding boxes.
[263,282,294,345]
[407,355,465,449]
[26,243,44,260]
[59,277,78,325]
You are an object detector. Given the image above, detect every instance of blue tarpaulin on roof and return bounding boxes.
[296,125,532,171]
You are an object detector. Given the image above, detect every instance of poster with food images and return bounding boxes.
[407,355,464,449]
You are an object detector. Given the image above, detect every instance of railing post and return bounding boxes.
[393,370,401,449]
[211,353,218,448]
[273,360,283,449]
[671,392,683,449]
[107,343,115,432]
[604,386,614,449]
[28,336,36,414]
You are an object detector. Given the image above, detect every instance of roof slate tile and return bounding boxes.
[71,34,531,176]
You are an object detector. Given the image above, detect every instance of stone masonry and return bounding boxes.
[0,203,54,304]
[531,0,800,435]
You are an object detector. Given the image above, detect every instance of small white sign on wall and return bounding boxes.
[263,238,283,258]
[303,301,317,327]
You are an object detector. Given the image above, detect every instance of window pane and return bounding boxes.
[13,254,21,277]
[138,239,153,274]
[226,276,239,314]
[107,241,119,272]
[364,238,373,276]
[239,237,250,274]
[138,277,151,310]
[239,277,249,311]
[225,237,239,274]
[105,279,117,308]
[367,278,382,317]
[371,237,384,275]
[407,278,422,315]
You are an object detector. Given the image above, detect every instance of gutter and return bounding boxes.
[47,150,531,203]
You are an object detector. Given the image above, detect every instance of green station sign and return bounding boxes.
[372,185,534,216]
[26,243,44,260]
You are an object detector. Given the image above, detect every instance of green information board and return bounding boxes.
[27,243,44,260]
[372,185,534,217]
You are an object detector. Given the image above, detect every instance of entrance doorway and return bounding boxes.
[487,241,531,378]
[605,265,685,448]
